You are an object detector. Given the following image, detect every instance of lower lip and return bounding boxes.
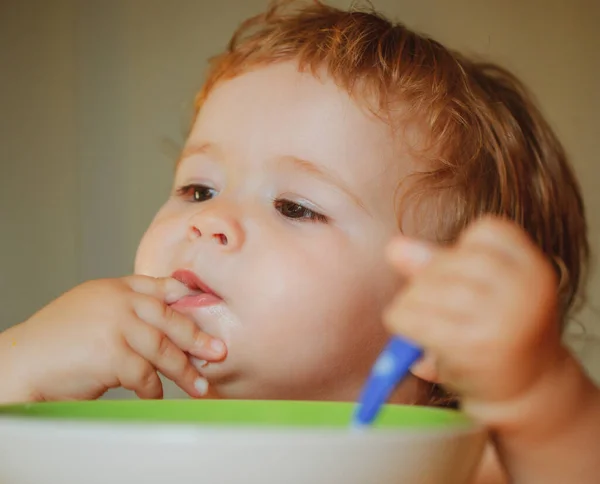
[170,293,222,310]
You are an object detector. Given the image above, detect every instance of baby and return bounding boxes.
[1,1,598,482]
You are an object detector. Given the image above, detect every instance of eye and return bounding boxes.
[176,184,217,202]
[274,199,328,223]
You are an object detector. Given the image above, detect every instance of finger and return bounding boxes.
[123,275,189,305]
[132,294,226,361]
[383,292,457,353]
[420,247,506,293]
[459,216,537,263]
[122,319,210,398]
[405,275,488,324]
[386,236,436,276]
[458,226,557,307]
[116,347,163,399]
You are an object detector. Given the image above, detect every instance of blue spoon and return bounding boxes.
[353,336,423,427]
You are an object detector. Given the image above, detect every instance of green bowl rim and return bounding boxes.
[0,399,474,430]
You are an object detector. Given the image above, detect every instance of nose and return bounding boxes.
[187,206,245,252]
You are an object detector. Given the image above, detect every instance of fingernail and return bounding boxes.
[191,357,208,370]
[210,339,226,355]
[389,239,432,265]
[194,377,209,396]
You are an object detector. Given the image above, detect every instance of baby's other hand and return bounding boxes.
[383,217,583,427]
[0,276,226,403]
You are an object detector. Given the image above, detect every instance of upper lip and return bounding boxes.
[171,269,221,298]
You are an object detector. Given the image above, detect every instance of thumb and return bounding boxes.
[385,236,434,276]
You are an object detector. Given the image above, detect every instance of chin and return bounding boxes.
[207,374,359,402]
[206,378,263,400]
[200,368,279,400]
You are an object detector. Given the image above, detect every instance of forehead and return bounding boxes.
[188,62,414,210]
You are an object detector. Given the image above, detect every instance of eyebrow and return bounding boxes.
[179,142,368,213]
[178,142,222,163]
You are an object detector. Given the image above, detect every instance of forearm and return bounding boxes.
[485,354,600,483]
[0,324,38,404]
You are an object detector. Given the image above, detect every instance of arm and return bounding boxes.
[0,323,38,403]
[486,354,600,483]
[471,359,600,484]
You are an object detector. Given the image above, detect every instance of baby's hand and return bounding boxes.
[0,276,226,403]
[384,217,600,482]
[384,217,581,424]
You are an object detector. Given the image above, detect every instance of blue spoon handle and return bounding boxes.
[353,336,423,426]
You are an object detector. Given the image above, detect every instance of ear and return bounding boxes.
[410,351,440,383]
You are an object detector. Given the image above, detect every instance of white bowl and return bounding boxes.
[0,400,486,484]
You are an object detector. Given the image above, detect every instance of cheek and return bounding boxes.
[134,208,183,276]
[232,234,394,381]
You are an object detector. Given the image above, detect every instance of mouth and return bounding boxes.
[170,269,223,309]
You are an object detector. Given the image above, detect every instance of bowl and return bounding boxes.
[0,400,486,484]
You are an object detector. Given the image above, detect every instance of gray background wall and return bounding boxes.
[1,0,599,386]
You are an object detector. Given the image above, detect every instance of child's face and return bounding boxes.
[135,62,413,400]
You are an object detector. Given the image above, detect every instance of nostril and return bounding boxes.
[191,227,202,238]
[213,234,228,246]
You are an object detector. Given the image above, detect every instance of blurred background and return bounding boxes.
[1,0,599,385]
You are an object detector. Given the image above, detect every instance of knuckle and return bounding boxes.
[131,360,155,385]
[124,274,145,283]
[151,297,172,323]
[123,274,162,297]
[180,361,198,382]
[154,276,170,290]
[133,294,167,323]
[130,294,147,319]
[140,370,158,392]
[124,274,152,285]
[152,331,174,359]
[103,277,128,291]
[464,217,513,242]
[161,303,175,324]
